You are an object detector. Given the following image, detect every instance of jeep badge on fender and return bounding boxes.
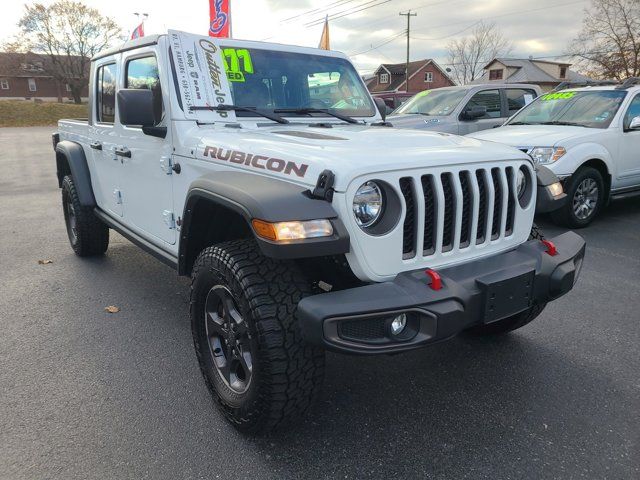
[53,30,586,434]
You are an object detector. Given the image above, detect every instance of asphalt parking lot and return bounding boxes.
[1,126,639,479]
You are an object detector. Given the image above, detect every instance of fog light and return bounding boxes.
[390,314,407,336]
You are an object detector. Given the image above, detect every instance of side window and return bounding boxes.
[125,56,163,125]
[623,94,640,130]
[96,63,116,124]
[506,88,537,115]
[466,89,501,118]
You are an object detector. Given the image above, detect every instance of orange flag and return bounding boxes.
[318,15,330,50]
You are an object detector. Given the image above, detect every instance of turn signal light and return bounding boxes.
[252,219,334,242]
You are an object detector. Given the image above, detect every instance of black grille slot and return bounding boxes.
[505,167,516,236]
[459,171,472,248]
[400,177,416,258]
[441,173,455,252]
[476,170,487,243]
[491,168,502,240]
[421,175,436,254]
[338,318,386,342]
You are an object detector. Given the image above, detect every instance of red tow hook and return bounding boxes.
[425,269,442,290]
[541,239,558,256]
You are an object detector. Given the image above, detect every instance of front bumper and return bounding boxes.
[298,232,586,355]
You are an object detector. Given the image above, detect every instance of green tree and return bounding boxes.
[11,1,122,103]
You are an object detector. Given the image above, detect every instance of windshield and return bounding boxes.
[507,90,627,128]
[393,88,469,116]
[219,46,376,118]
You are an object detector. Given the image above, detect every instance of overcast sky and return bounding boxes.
[1,0,592,74]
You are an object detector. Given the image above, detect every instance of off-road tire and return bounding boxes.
[190,239,325,434]
[467,224,546,335]
[61,175,109,256]
[551,166,604,228]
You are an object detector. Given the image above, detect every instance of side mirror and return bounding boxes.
[374,97,388,122]
[628,116,640,131]
[462,105,487,120]
[117,89,156,127]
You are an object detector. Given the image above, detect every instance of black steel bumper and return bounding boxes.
[298,232,586,355]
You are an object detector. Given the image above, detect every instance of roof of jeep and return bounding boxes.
[92,33,349,62]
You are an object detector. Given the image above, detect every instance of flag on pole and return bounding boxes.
[131,22,145,40]
[209,0,231,38]
[318,15,330,50]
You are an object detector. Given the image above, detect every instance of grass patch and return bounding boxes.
[0,101,88,127]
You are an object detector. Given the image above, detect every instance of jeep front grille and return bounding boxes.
[401,166,518,259]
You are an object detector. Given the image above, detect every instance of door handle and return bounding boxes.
[115,147,131,158]
[90,141,102,151]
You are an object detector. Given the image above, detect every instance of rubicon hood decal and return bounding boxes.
[202,145,309,178]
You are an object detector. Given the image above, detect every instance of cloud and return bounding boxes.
[0,0,588,74]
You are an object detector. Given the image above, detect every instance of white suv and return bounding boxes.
[469,81,640,227]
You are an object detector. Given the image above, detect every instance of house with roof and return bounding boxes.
[367,59,455,95]
[471,58,591,92]
[0,51,88,102]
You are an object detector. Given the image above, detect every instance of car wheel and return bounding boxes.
[552,167,604,228]
[61,175,109,256]
[190,239,325,434]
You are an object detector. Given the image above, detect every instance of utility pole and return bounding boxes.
[399,10,417,93]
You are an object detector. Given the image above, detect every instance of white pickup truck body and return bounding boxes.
[54,31,585,433]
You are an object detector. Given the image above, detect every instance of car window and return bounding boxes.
[125,56,163,125]
[465,89,501,118]
[506,89,537,115]
[623,94,640,130]
[96,63,116,124]
[394,88,468,116]
[307,71,341,109]
[507,90,627,128]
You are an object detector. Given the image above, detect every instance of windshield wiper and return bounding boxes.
[540,121,588,127]
[507,121,535,125]
[189,104,289,124]
[273,108,360,124]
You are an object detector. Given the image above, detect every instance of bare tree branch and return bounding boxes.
[8,0,122,103]
[446,21,512,85]
[568,0,640,80]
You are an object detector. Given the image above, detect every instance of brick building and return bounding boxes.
[367,59,455,94]
[0,52,88,102]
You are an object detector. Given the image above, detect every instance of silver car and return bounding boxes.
[388,84,542,135]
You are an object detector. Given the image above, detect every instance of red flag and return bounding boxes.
[131,23,144,40]
[209,0,231,38]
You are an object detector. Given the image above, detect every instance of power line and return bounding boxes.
[305,0,393,27]
[280,0,359,23]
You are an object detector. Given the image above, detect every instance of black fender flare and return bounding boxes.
[55,140,96,207]
[535,165,567,214]
[178,171,350,274]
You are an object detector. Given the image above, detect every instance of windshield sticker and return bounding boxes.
[541,91,576,101]
[416,90,431,98]
[222,48,254,82]
[168,29,236,122]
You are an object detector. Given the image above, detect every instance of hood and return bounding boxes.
[195,123,530,191]
[387,114,452,130]
[468,125,597,148]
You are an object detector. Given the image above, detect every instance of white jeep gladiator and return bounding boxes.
[53,31,585,433]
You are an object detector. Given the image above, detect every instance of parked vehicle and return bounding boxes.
[389,84,541,134]
[371,92,413,111]
[53,31,584,433]
[469,80,640,227]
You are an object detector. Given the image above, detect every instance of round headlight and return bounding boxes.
[516,168,527,199]
[353,181,383,228]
